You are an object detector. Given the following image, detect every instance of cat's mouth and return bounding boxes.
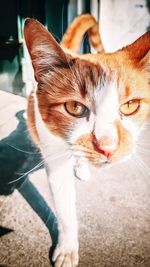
[72,130,134,167]
[72,145,111,167]
[82,149,109,165]
[72,134,112,166]
[72,144,128,168]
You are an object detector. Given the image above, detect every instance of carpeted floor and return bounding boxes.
[0,90,150,267]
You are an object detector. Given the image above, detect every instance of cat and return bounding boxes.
[24,14,150,267]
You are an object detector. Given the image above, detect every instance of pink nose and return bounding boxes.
[93,135,118,157]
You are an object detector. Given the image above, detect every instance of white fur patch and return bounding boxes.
[69,112,95,144]
[94,75,119,141]
[69,73,120,147]
[122,117,140,141]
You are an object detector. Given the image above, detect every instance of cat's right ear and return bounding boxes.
[24,18,69,81]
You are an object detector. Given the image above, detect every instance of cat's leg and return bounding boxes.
[47,159,79,267]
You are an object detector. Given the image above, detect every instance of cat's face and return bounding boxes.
[24,19,150,167]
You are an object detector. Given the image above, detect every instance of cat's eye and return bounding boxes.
[64,101,89,118]
[120,99,141,116]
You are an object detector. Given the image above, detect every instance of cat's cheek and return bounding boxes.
[121,102,150,132]
[69,119,92,144]
[121,117,140,140]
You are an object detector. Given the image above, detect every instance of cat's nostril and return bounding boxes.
[92,135,118,157]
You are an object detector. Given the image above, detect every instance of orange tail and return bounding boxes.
[61,14,104,53]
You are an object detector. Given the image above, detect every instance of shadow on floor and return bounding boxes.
[0,110,58,264]
[0,226,13,237]
[0,110,42,194]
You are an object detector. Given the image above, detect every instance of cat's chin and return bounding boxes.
[92,160,111,169]
[91,153,133,169]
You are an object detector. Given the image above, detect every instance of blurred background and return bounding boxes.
[0,0,149,97]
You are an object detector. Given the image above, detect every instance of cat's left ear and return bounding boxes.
[122,31,150,67]
[24,18,70,81]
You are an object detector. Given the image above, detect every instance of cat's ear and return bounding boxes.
[122,31,150,67]
[24,18,69,81]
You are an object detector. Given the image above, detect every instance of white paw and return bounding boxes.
[53,243,79,267]
[74,162,91,181]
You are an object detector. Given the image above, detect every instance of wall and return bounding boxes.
[100,0,150,52]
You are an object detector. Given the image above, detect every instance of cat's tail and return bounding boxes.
[61,14,104,53]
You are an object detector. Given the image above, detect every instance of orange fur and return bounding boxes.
[24,15,150,163]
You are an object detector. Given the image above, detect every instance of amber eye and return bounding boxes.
[120,99,141,116]
[64,101,89,118]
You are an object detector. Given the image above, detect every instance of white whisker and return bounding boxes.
[23,125,36,133]
[8,150,70,184]
[136,145,150,156]
[134,154,150,181]
[7,143,40,155]
[8,160,45,184]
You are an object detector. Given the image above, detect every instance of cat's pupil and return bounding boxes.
[68,101,83,115]
[73,102,83,114]
[73,101,78,109]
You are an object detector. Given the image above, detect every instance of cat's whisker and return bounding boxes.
[8,159,45,184]
[136,143,150,149]
[137,150,150,156]
[136,139,150,145]
[45,212,53,228]
[136,145,150,154]
[8,150,70,184]
[23,125,36,133]
[134,161,148,181]
[71,144,91,151]
[6,143,40,155]
[44,150,70,162]
[72,151,100,160]
[136,145,150,157]
[71,150,105,163]
[134,155,150,180]
[70,144,99,155]
[70,147,94,154]
[136,156,150,173]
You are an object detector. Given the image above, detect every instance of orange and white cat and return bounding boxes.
[24,14,150,267]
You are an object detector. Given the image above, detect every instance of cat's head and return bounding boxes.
[24,19,150,166]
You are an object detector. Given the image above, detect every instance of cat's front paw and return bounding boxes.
[52,241,79,267]
[74,161,91,181]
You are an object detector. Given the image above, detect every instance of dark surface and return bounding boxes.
[0,109,58,261]
[0,110,42,195]
[45,0,68,42]
[0,226,13,237]
[19,178,58,266]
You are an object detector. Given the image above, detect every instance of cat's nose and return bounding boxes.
[93,135,118,158]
